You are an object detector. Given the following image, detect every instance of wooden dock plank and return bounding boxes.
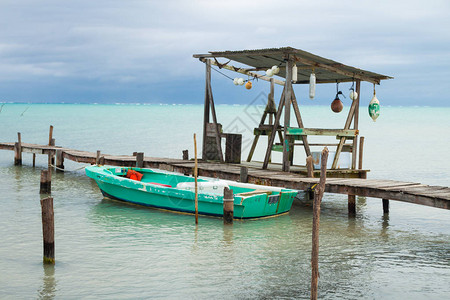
[1,141,449,210]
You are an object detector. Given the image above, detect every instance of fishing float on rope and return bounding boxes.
[369,83,380,121]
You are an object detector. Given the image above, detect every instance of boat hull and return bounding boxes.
[86,166,296,219]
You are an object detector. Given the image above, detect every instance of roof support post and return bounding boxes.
[283,59,293,172]
[262,87,286,169]
[202,60,211,160]
[202,59,224,162]
[291,89,311,157]
[331,80,360,169]
[351,80,361,169]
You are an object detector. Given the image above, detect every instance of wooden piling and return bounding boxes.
[194,134,199,225]
[48,138,55,170]
[136,152,144,168]
[32,153,36,167]
[382,198,389,214]
[306,155,314,200]
[48,125,53,146]
[40,170,51,194]
[14,132,22,165]
[55,149,64,172]
[240,166,248,183]
[96,150,101,165]
[40,197,55,264]
[306,155,314,178]
[311,147,328,300]
[223,187,234,225]
[182,150,189,160]
[348,195,356,216]
[358,136,365,170]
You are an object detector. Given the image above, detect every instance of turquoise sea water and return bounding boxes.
[0,103,449,299]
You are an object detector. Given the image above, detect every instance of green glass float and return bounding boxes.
[368,89,380,122]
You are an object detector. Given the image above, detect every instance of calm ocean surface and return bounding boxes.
[0,103,449,299]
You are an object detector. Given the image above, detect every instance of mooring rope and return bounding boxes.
[49,164,87,172]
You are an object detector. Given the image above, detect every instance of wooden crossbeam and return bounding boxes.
[198,57,285,86]
[286,128,358,137]
[291,55,382,85]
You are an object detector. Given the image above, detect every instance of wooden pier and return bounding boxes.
[1,141,449,211]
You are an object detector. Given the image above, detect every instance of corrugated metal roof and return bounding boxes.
[193,47,392,84]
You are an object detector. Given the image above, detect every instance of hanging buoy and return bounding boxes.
[368,94,380,121]
[349,90,358,100]
[292,64,298,81]
[271,65,280,74]
[237,78,245,86]
[245,81,252,90]
[266,69,274,77]
[331,97,343,113]
[309,72,316,99]
[233,78,239,85]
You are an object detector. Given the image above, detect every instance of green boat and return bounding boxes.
[85,165,297,219]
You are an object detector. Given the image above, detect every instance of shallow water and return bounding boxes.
[0,104,449,299]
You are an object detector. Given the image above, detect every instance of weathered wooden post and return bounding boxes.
[306,155,314,200]
[55,149,64,172]
[136,152,144,168]
[240,166,248,183]
[32,153,36,167]
[194,134,199,225]
[223,187,234,225]
[182,150,189,160]
[40,170,51,194]
[48,125,53,146]
[382,198,389,214]
[348,195,356,216]
[96,150,101,165]
[49,138,55,166]
[48,126,54,168]
[40,196,55,264]
[14,132,22,165]
[358,136,365,170]
[306,155,314,178]
[311,147,328,300]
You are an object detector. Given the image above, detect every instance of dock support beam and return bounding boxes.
[14,132,22,165]
[306,155,314,200]
[358,136,365,170]
[55,150,64,172]
[282,59,293,172]
[40,196,55,264]
[348,195,356,216]
[240,166,248,183]
[382,199,389,214]
[40,170,51,194]
[136,152,144,168]
[223,187,234,224]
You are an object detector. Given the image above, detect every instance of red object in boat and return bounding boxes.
[126,169,143,181]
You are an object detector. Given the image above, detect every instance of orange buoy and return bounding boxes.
[245,81,252,89]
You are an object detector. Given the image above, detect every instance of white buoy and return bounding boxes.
[292,64,298,81]
[349,90,358,100]
[266,69,274,77]
[271,65,280,74]
[309,72,316,99]
[233,78,239,85]
[237,78,245,86]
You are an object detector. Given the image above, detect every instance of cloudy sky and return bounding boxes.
[0,0,449,106]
